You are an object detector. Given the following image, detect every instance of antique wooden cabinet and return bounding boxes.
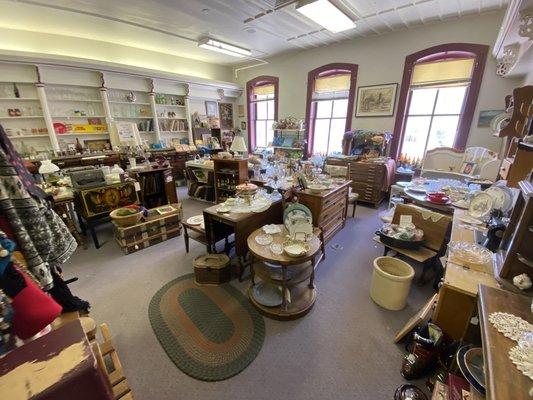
[326,158,388,207]
[297,181,350,243]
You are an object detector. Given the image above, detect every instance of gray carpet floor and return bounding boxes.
[62,188,434,400]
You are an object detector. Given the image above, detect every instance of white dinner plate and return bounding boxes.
[186,215,204,225]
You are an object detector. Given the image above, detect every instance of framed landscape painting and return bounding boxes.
[356,83,398,117]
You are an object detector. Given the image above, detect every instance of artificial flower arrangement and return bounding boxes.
[272,116,304,130]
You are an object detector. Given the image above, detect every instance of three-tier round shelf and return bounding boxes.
[247,225,323,320]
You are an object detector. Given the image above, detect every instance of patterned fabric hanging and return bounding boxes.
[0,126,76,289]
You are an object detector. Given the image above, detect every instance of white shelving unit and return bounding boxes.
[0,63,239,156]
[0,81,50,152]
[45,83,108,151]
[153,92,189,145]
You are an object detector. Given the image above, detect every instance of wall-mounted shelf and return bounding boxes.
[52,115,106,119]
[108,101,151,105]
[0,116,44,119]
[0,97,39,101]
[8,135,49,139]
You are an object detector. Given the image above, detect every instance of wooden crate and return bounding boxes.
[114,203,182,254]
[194,254,231,284]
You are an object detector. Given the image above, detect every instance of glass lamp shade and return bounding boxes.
[230,136,248,153]
[38,160,60,174]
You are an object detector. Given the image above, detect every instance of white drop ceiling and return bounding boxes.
[0,0,508,65]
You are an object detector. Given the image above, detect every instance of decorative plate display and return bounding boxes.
[252,282,283,307]
[468,192,493,219]
[262,224,281,235]
[485,184,513,213]
[269,243,283,255]
[448,241,492,268]
[283,239,310,258]
[187,215,204,226]
[283,203,313,232]
[255,233,273,246]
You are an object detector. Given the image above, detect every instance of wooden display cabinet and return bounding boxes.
[499,140,533,187]
[494,179,533,295]
[213,158,248,203]
[129,166,178,209]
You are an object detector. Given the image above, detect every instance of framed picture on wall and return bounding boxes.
[205,101,218,117]
[355,83,398,117]
[477,110,504,127]
[241,121,247,130]
[218,102,234,130]
[238,104,245,118]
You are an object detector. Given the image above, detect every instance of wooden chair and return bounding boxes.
[373,203,452,284]
[92,323,134,400]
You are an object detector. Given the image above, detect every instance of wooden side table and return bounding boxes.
[247,225,324,320]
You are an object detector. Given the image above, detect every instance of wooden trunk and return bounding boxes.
[113,203,182,254]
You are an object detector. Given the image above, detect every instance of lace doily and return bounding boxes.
[509,346,533,380]
[488,312,533,341]
[418,208,445,222]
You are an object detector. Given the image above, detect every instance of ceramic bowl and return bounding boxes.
[283,240,310,257]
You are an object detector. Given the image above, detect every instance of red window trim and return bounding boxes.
[246,75,279,151]
[390,43,488,160]
[305,63,358,156]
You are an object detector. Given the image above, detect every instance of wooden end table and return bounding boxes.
[247,225,324,320]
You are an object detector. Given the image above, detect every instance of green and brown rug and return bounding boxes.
[148,274,265,381]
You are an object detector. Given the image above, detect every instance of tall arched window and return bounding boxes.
[391,43,488,161]
[305,63,357,155]
[246,76,279,150]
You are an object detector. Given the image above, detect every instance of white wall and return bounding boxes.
[235,11,523,153]
[0,27,233,83]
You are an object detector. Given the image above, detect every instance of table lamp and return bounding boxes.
[230,136,248,159]
[38,159,60,184]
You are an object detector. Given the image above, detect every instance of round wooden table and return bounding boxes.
[247,225,323,320]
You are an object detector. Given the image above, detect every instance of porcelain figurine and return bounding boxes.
[513,273,532,290]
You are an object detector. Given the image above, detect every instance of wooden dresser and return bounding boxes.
[297,181,350,243]
[326,158,388,207]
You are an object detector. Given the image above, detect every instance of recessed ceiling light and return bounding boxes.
[201,8,210,14]
[198,37,251,58]
[244,27,257,34]
[296,0,356,33]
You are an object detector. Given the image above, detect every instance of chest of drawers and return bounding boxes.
[297,181,350,243]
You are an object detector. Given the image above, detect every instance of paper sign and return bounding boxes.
[134,182,141,191]
[399,215,412,227]
[116,122,136,142]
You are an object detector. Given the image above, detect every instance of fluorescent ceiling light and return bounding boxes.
[296,0,356,33]
[198,38,251,58]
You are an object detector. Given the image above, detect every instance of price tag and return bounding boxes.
[134,182,141,191]
[399,215,412,227]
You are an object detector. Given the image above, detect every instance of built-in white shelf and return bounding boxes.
[0,116,44,119]
[0,98,39,101]
[155,104,186,108]
[109,101,151,105]
[113,116,153,119]
[158,117,186,120]
[160,130,188,133]
[8,135,49,139]
[52,115,106,118]
[57,132,109,136]
[47,99,102,103]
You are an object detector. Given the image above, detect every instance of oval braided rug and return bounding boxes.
[148,274,265,381]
